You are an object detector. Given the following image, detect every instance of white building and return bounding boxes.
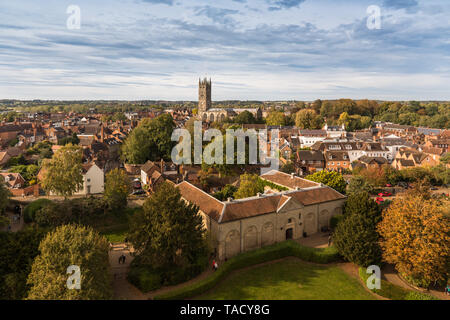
[74,163,104,195]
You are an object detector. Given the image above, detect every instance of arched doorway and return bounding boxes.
[285,228,293,240]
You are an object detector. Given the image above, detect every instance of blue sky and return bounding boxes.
[0,0,449,100]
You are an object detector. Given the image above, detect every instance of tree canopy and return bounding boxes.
[305,170,346,194]
[377,193,450,288]
[40,143,83,197]
[121,114,176,164]
[27,224,112,300]
[333,192,382,267]
[103,168,130,211]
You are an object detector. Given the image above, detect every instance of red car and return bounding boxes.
[378,192,392,197]
[385,184,392,187]
[375,197,384,204]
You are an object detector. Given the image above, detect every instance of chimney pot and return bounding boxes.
[227,197,233,202]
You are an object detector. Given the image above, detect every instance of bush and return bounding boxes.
[329,215,343,230]
[358,267,438,300]
[23,199,52,223]
[127,266,162,292]
[155,240,340,300]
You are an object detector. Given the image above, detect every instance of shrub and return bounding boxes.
[329,215,343,230]
[127,266,162,292]
[155,240,340,300]
[23,199,52,223]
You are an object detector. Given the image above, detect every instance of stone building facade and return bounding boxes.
[177,170,346,260]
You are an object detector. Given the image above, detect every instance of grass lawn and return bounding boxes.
[197,259,376,300]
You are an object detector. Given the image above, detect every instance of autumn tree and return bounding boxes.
[265,111,286,126]
[377,194,450,288]
[305,170,346,194]
[295,109,323,129]
[41,143,83,197]
[103,168,130,211]
[27,225,112,300]
[333,192,382,267]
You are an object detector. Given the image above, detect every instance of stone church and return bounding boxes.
[198,78,262,122]
[177,170,346,260]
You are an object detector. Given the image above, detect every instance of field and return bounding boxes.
[197,258,376,300]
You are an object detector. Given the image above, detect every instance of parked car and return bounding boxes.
[131,189,146,195]
[378,192,392,197]
[385,184,392,187]
[430,186,438,190]
[375,197,384,204]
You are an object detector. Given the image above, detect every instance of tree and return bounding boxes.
[234,173,264,199]
[27,225,112,300]
[213,184,237,201]
[0,175,11,214]
[121,114,176,164]
[347,175,374,195]
[295,109,323,129]
[280,162,295,174]
[377,194,450,288]
[103,169,130,211]
[265,111,286,126]
[305,170,346,194]
[0,228,46,299]
[234,110,257,124]
[41,143,83,197]
[333,192,382,267]
[128,182,208,272]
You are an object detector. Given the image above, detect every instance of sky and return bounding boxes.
[0,0,449,101]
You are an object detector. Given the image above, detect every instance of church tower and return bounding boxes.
[198,78,211,112]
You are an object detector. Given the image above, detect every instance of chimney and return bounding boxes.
[227,197,233,202]
[295,187,301,191]
[291,173,295,179]
[257,192,262,197]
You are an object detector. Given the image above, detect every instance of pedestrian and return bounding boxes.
[212,259,216,270]
[328,234,332,247]
[446,284,450,296]
[118,256,122,264]
[214,261,218,271]
[122,254,126,264]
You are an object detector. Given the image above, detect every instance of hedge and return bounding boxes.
[358,267,438,300]
[23,199,52,223]
[154,240,340,300]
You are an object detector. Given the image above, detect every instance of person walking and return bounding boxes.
[328,234,332,247]
[122,254,126,264]
[214,261,218,271]
[212,259,216,271]
[446,284,450,296]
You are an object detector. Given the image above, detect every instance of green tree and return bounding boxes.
[121,114,176,164]
[128,182,208,272]
[265,111,286,126]
[41,143,83,197]
[234,110,257,124]
[305,170,346,194]
[347,175,374,195]
[295,109,323,129]
[27,225,112,300]
[0,228,46,299]
[104,168,130,211]
[333,192,382,267]
[0,175,11,214]
[234,173,264,199]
